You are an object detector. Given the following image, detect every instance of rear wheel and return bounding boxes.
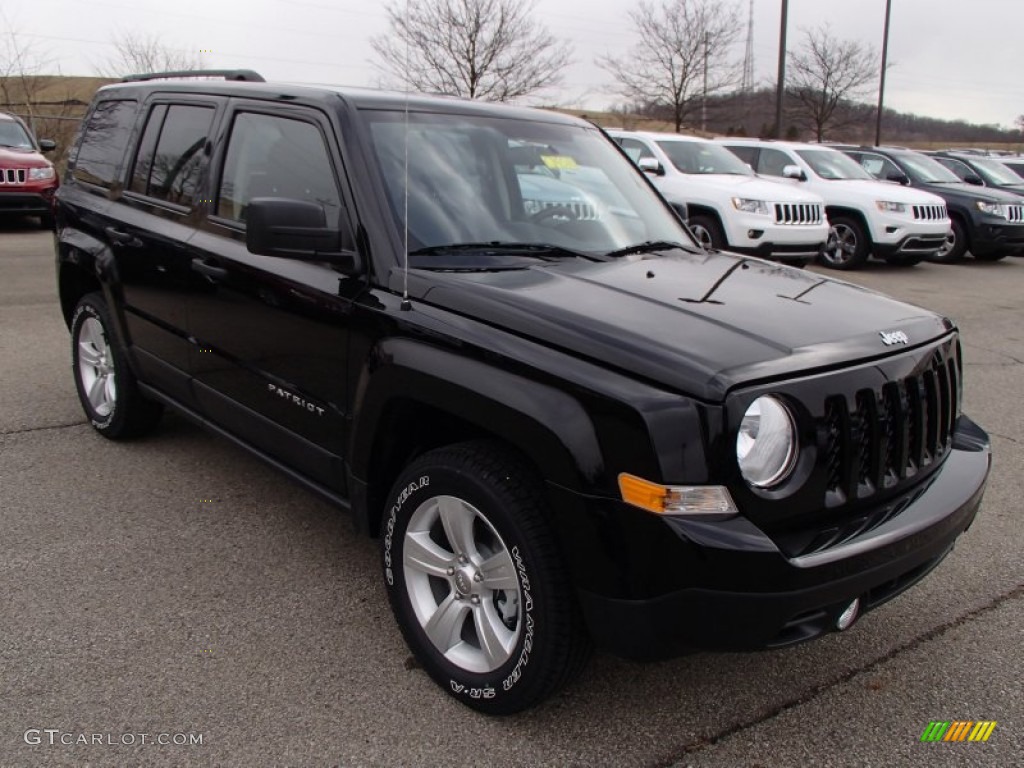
[929,219,967,263]
[688,215,725,251]
[71,292,163,438]
[382,441,590,714]
[820,216,869,270]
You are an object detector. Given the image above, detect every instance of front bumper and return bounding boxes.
[567,417,990,660]
[969,219,1024,256]
[0,189,56,216]
[725,217,830,260]
[870,214,949,252]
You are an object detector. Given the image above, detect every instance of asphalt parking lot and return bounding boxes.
[1,222,1021,767]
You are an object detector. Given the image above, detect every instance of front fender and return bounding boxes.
[349,337,604,493]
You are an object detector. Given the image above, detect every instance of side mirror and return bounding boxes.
[782,164,806,181]
[638,157,665,176]
[963,174,984,186]
[38,139,57,152]
[246,197,359,272]
[886,171,911,185]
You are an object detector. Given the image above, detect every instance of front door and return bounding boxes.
[185,103,358,491]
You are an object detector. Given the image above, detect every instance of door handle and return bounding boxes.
[105,227,141,247]
[191,258,228,281]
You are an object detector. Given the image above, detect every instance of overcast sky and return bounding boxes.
[3,0,1021,128]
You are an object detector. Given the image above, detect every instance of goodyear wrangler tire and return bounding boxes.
[381,441,590,714]
[71,292,163,439]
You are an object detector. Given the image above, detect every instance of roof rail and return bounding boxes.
[121,69,265,83]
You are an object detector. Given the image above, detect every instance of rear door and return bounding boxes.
[111,97,222,402]
[184,101,358,491]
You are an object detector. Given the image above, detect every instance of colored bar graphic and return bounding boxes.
[920,721,996,742]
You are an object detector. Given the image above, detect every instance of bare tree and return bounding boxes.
[598,0,741,132]
[0,11,54,124]
[787,26,878,142]
[98,32,202,78]
[371,0,572,101]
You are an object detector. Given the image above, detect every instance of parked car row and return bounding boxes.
[609,129,1024,269]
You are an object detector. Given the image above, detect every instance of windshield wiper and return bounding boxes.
[409,242,602,261]
[605,240,696,258]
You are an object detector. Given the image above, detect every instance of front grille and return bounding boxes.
[1006,205,1024,223]
[822,348,959,507]
[0,168,28,185]
[773,203,823,225]
[912,204,946,221]
[527,199,600,221]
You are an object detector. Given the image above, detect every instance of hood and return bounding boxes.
[917,180,1024,204]
[660,173,824,204]
[0,146,50,168]
[401,249,952,401]
[822,178,946,205]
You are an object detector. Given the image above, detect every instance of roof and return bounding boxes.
[93,77,586,126]
[605,129,710,143]
[715,138,846,152]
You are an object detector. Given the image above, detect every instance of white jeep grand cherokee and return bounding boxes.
[609,130,829,265]
[718,139,950,270]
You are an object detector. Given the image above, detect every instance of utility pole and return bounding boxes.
[701,31,709,132]
[774,0,788,138]
[875,0,893,146]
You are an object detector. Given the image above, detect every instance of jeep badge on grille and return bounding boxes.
[880,330,909,346]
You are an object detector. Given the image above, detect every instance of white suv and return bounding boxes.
[718,139,950,270]
[608,130,829,264]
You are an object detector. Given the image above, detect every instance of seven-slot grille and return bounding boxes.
[0,168,28,185]
[773,203,823,225]
[822,346,960,507]
[911,204,946,221]
[1007,205,1024,223]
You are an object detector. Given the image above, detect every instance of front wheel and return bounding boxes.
[688,215,725,251]
[929,219,967,263]
[381,441,590,714]
[71,292,163,438]
[819,217,869,270]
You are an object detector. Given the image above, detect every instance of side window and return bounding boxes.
[617,138,656,165]
[725,145,757,167]
[130,104,215,205]
[72,100,138,189]
[935,157,972,181]
[217,112,341,223]
[857,153,900,180]
[757,148,793,177]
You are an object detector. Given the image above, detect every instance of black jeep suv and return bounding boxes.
[55,71,991,714]
[837,145,1024,262]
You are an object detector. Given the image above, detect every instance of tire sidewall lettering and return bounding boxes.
[382,475,430,586]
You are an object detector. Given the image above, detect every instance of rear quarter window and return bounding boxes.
[71,100,138,189]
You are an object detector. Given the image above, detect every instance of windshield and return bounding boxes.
[894,153,961,183]
[0,120,33,148]
[969,157,1024,185]
[656,140,753,176]
[795,149,873,180]
[364,111,693,261]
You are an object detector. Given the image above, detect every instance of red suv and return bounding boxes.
[0,111,59,228]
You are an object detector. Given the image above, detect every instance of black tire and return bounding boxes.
[381,441,590,714]
[929,218,967,263]
[972,251,1008,262]
[71,292,163,439]
[819,216,870,270]
[39,211,55,230]
[688,215,725,251]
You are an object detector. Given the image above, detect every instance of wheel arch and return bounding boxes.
[348,338,605,537]
[824,206,873,245]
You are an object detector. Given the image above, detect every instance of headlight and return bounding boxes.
[732,197,770,215]
[975,201,1007,218]
[875,200,907,213]
[29,166,55,181]
[736,396,797,489]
